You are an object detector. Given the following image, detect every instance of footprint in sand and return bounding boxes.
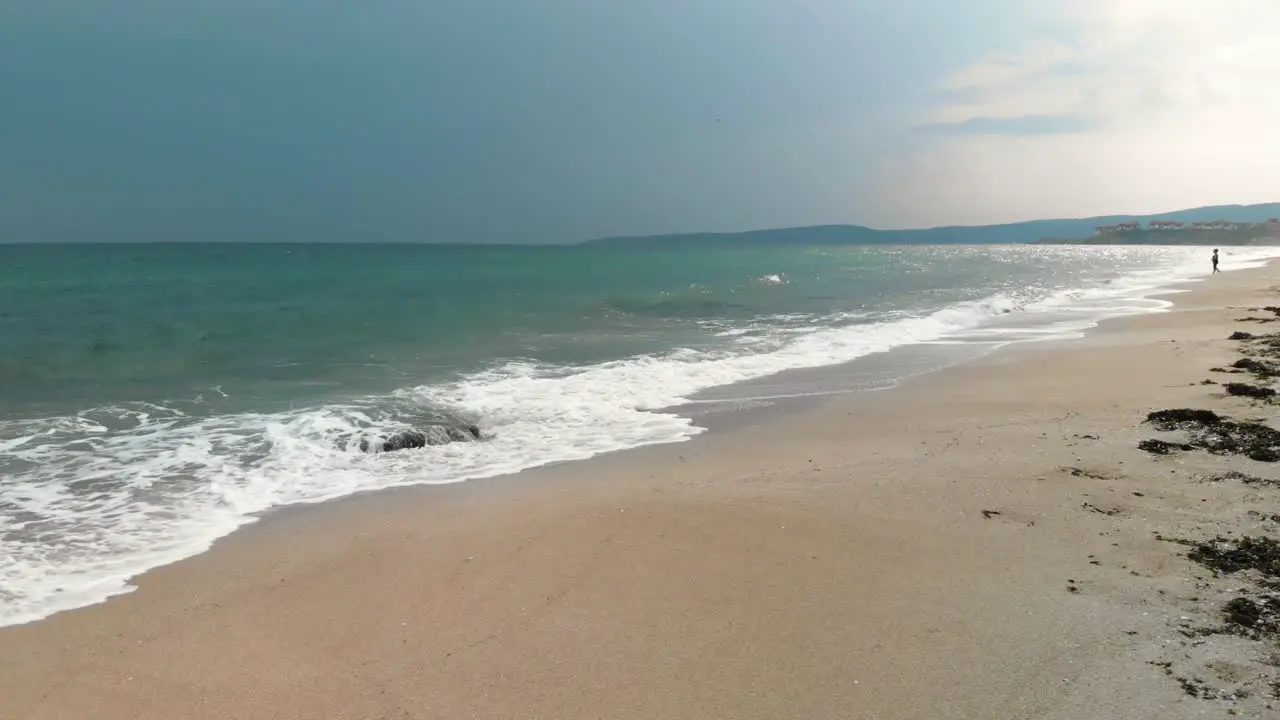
[1060,466,1117,481]
[979,508,1036,527]
[1081,501,1128,518]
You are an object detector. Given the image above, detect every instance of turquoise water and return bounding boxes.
[0,243,1082,413]
[0,242,1272,625]
[0,243,1214,414]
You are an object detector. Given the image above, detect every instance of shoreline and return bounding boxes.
[3,246,1269,629]
[5,260,1280,718]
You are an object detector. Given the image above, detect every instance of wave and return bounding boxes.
[2,245,1279,627]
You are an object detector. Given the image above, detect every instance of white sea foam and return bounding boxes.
[2,245,1278,627]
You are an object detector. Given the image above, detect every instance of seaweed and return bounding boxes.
[1139,439,1194,455]
[1187,536,1280,578]
[1222,594,1280,639]
[1232,358,1280,377]
[1145,409,1224,430]
[1144,410,1280,461]
[1192,421,1280,461]
[1225,382,1278,399]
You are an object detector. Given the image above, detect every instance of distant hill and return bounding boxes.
[586,203,1280,246]
[1036,222,1280,246]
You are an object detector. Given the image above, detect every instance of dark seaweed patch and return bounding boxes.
[1143,410,1280,462]
[1232,358,1280,377]
[1187,536,1280,579]
[1145,409,1224,430]
[1139,439,1194,455]
[1192,422,1280,461]
[1225,382,1277,399]
[1222,594,1280,639]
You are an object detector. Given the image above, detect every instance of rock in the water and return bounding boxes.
[383,431,428,451]
[1230,331,1257,340]
[445,424,483,442]
[358,430,428,453]
[358,423,485,453]
[1225,382,1276,399]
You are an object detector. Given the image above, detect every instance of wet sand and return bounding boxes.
[4,264,1280,719]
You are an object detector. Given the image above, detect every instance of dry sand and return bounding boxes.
[5,264,1280,719]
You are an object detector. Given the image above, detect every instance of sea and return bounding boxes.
[2,242,1276,626]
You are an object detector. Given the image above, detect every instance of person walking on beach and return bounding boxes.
[1212,249,1220,273]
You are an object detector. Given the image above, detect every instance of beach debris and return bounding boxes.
[1143,409,1280,461]
[1206,470,1280,486]
[1232,331,1258,340]
[1225,382,1278,399]
[1176,676,1217,698]
[1223,595,1280,638]
[1082,501,1122,516]
[1147,409,1224,430]
[1139,439,1194,455]
[1193,422,1280,461]
[1187,535,1280,579]
[1232,358,1280,377]
[1239,335,1280,376]
[980,509,1001,519]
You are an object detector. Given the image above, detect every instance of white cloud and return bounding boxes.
[866,0,1280,227]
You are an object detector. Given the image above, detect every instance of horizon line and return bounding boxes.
[1,201,1275,247]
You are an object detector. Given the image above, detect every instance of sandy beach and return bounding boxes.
[5,263,1280,719]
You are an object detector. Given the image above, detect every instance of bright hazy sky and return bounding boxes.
[3,1,1277,243]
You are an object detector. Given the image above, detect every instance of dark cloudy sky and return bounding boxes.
[3,1,1277,243]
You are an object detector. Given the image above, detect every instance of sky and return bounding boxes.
[2,1,1277,243]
